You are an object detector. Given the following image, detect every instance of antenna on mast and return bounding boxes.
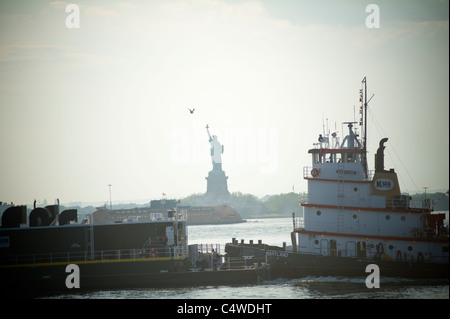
[322,114,325,136]
[361,77,368,178]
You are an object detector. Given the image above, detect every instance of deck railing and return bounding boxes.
[0,246,188,267]
[187,243,268,271]
[302,166,375,180]
[1,243,269,272]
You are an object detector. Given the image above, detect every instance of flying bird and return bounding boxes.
[188,108,195,114]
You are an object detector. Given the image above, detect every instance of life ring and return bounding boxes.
[311,168,320,177]
[411,228,420,237]
[150,248,159,258]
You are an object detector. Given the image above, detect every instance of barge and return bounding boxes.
[0,206,266,298]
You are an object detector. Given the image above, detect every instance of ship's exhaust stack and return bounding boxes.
[375,138,388,172]
[371,137,401,197]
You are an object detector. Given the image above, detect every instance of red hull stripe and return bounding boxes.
[300,202,429,214]
[294,229,449,243]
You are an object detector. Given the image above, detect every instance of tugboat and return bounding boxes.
[227,78,449,279]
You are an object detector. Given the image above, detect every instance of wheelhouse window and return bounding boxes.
[313,151,361,164]
[346,152,361,163]
[314,153,326,164]
[313,153,320,164]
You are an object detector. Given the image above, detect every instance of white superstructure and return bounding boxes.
[294,78,449,264]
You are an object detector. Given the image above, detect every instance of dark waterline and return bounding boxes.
[43,217,449,299]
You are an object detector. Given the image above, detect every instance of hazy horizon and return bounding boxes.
[1,0,449,206]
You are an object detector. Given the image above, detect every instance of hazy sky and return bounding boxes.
[1,0,448,206]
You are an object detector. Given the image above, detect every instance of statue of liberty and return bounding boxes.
[206,124,224,171]
[204,124,230,203]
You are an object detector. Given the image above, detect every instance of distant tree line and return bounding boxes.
[40,191,448,221]
[179,192,305,218]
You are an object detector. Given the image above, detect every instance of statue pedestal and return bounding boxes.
[205,169,230,204]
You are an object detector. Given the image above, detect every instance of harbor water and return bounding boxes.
[46,216,448,299]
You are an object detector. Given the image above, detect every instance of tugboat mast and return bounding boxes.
[361,77,368,179]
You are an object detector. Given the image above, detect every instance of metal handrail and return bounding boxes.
[187,244,268,271]
[196,243,222,254]
[303,166,374,180]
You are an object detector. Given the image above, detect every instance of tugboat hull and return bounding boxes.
[269,252,449,280]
